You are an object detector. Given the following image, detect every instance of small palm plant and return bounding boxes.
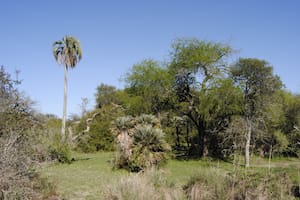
[130,124,170,171]
[135,114,161,128]
[112,114,170,172]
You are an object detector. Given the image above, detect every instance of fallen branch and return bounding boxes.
[70,111,101,142]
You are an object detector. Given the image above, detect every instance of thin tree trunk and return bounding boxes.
[268,145,272,175]
[176,126,180,147]
[61,65,68,142]
[198,126,205,157]
[245,118,251,168]
[186,121,190,148]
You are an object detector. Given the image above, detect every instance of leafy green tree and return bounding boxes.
[53,35,82,140]
[253,90,287,158]
[169,38,233,89]
[169,38,235,157]
[124,59,173,115]
[95,83,120,108]
[230,58,282,167]
[279,93,300,156]
[201,79,242,157]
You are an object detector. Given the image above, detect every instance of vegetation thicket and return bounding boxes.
[0,66,58,199]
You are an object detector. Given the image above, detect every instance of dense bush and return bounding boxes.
[74,104,124,152]
[48,139,72,164]
[0,66,59,199]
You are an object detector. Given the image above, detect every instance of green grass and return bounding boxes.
[40,152,300,200]
[40,152,128,199]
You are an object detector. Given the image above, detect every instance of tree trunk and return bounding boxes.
[268,145,273,175]
[175,126,180,147]
[186,121,190,148]
[245,118,251,168]
[61,65,68,142]
[198,126,206,157]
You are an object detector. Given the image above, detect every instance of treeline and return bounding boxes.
[71,38,300,167]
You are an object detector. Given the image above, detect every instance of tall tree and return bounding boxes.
[230,58,282,167]
[53,35,82,140]
[169,38,234,156]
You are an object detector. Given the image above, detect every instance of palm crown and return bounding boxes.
[53,36,82,69]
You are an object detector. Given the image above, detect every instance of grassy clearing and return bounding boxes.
[40,152,300,200]
[40,152,127,199]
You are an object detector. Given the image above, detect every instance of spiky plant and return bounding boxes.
[112,115,170,172]
[129,124,170,171]
[135,114,161,128]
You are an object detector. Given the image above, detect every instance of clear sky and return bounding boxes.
[1,0,299,117]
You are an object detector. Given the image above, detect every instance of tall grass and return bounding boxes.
[103,169,185,200]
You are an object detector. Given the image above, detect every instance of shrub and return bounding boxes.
[0,66,60,199]
[183,168,230,200]
[183,167,296,200]
[104,169,185,200]
[48,138,72,164]
[74,104,124,152]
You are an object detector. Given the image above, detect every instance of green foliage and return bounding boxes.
[43,115,72,163]
[122,94,148,116]
[278,94,300,156]
[230,58,283,166]
[230,58,283,118]
[49,134,72,163]
[123,59,173,115]
[112,115,170,172]
[169,38,236,157]
[170,38,233,75]
[95,83,121,108]
[272,130,289,154]
[75,104,125,152]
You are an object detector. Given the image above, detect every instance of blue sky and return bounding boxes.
[1,0,299,117]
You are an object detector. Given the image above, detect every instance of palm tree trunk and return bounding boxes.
[61,65,68,142]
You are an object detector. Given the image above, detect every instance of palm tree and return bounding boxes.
[53,35,82,140]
